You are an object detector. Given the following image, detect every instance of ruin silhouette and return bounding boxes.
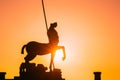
[0,70,102,80]
[94,72,101,80]
[0,72,6,80]
[16,62,65,80]
[21,22,66,72]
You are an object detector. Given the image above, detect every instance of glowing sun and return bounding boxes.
[54,49,63,62]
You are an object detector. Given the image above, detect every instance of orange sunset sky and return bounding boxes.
[0,0,120,80]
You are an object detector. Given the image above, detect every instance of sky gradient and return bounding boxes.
[0,0,120,80]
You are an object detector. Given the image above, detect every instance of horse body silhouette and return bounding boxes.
[21,41,66,71]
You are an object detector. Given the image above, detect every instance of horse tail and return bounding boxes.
[21,45,27,54]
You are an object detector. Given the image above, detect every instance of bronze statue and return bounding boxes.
[21,22,66,71]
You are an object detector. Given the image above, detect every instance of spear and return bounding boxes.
[42,0,48,31]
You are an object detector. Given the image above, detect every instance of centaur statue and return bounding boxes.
[21,22,66,71]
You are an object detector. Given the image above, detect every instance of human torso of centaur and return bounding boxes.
[47,27,59,47]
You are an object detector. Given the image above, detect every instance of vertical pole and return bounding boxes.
[42,0,48,31]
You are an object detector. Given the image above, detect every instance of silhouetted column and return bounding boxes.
[94,72,101,80]
[0,72,6,80]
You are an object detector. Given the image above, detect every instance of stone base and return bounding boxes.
[14,62,65,80]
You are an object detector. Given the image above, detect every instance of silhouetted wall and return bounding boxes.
[94,72,101,80]
[0,72,6,80]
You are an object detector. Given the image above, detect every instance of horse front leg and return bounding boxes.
[57,46,66,61]
[62,46,66,60]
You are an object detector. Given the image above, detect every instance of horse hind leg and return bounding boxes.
[24,53,36,63]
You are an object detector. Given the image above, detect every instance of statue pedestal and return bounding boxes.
[14,62,65,80]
